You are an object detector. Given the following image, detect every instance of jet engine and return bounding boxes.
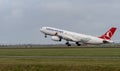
[52,36,61,41]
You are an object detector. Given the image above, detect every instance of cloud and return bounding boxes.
[0,0,119,44]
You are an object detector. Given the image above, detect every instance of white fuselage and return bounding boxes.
[40,27,113,44]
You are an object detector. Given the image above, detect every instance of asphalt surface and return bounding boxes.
[0,56,120,59]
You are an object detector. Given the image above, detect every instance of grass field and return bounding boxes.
[0,58,120,71]
[0,47,120,71]
[0,47,120,57]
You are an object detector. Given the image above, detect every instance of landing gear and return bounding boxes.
[59,38,62,41]
[45,34,47,38]
[66,42,71,46]
[76,42,81,46]
[59,37,62,41]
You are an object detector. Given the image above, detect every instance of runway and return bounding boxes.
[0,56,120,59]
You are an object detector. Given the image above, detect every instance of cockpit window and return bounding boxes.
[46,28,63,33]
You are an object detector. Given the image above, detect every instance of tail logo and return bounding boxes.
[105,31,112,39]
[99,27,117,40]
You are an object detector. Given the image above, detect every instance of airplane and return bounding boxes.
[40,27,117,46]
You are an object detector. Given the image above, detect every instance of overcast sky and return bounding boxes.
[0,0,120,44]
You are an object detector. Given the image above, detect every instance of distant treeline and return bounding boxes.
[0,43,119,48]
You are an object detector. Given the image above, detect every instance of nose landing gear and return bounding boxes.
[45,34,47,38]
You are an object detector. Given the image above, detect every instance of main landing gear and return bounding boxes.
[66,42,71,46]
[76,42,81,46]
[59,38,62,41]
[65,42,81,46]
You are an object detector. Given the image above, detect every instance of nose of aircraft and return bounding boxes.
[40,27,44,32]
[40,27,43,31]
[40,27,46,32]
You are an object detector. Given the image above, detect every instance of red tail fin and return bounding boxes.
[99,27,117,40]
